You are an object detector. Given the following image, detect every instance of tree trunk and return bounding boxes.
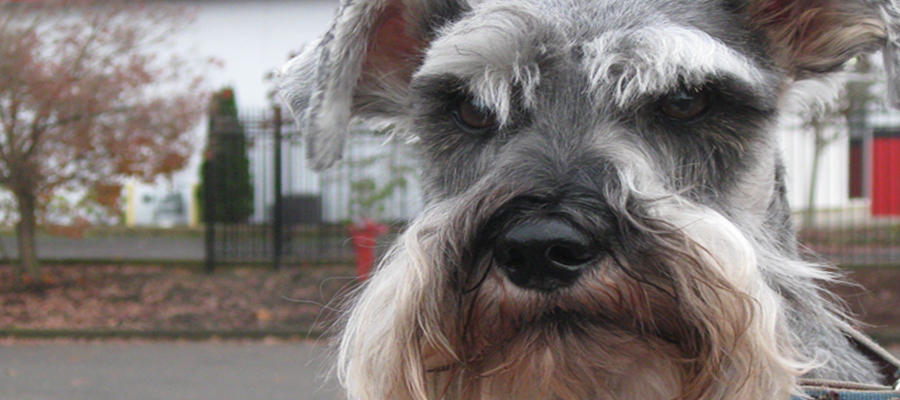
[14,190,41,285]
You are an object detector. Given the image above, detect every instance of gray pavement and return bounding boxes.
[0,341,898,400]
[0,233,895,265]
[0,341,341,400]
[0,236,204,262]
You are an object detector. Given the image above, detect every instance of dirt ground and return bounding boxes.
[0,264,897,339]
[0,264,358,335]
[828,267,900,336]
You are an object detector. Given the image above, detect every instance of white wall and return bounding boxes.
[777,115,853,212]
[179,0,339,109]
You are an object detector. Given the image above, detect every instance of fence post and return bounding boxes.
[204,117,217,274]
[273,106,284,270]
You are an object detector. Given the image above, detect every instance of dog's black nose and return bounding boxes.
[493,218,599,291]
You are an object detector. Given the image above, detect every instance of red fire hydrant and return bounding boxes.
[348,218,389,280]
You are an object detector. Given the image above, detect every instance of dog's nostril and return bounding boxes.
[493,218,600,291]
[498,246,526,267]
[546,243,594,267]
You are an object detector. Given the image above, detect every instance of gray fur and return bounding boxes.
[880,0,900,106]
[279,0,899,398]
[277,41,319,130]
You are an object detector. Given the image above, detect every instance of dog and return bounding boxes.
[278,0,900,398]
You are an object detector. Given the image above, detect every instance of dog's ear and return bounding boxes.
[278,0,461,170]
[744,0,900,107]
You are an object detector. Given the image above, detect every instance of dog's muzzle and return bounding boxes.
[492,217,604,292]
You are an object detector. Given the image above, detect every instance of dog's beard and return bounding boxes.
[336,194,810,400]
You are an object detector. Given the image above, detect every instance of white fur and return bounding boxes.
[336,195,811,399]
[416,4,549,125]
[582,25,766,106]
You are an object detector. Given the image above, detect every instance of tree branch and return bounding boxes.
[23,106,133,158]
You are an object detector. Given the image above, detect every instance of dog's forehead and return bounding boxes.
[415,0,769,116]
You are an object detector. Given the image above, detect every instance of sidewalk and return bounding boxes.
[0,341,340,400]
[1,341,898,400]
[0,235,204,262]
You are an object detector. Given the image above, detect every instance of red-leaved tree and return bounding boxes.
[0,0,210,285]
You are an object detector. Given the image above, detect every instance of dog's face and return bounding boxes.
[413,0,776,202]
[408,0,780,329]
[280,0,900,398]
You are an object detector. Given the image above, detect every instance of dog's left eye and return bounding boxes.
[659,88,710,120]
[453,100,497,132]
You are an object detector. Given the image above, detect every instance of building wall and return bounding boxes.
[128,0,340,227]
[872,135,900,215]
[777,116,855,212]
[178,0,340,110]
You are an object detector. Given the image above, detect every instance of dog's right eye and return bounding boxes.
[453,100,497,132]
[659,88,710,120]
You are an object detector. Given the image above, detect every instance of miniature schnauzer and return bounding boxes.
[279,0,900,398]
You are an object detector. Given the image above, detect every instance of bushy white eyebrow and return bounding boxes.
[582,25,766,106]
[415,16,766,122]
[414,5,548,126]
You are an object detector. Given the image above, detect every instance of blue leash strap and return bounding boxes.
[792,380,900,400]
[790,328,900,399]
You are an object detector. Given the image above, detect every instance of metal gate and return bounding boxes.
[202,107,421,271]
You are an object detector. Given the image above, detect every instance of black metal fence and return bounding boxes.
[202,107,420,270]
[203,105,900,270]
[783,109,900,266]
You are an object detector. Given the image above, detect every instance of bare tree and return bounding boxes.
[0,0,210,285]
[801,57,876,229]
[803,112,845,228]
